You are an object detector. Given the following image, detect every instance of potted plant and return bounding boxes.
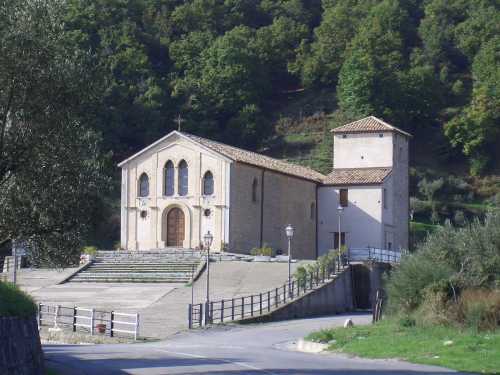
[251,245,274,262]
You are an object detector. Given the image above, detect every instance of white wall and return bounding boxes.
[120,133,232,251]
[318,185,383,256]
[333,133,393,168]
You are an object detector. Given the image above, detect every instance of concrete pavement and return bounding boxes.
[17,261,303,338]
[44,314,459,375]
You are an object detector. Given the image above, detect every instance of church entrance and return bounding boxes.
[166,208,185,247]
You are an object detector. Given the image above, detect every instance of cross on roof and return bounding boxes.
[174,114,185,131]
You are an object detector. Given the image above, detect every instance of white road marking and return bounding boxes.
[153,348,279,374]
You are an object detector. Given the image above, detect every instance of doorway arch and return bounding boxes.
[165,207,185,247]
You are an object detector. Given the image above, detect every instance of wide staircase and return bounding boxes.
[68,249,203,283]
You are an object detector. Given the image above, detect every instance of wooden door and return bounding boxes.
[167,208,185,247]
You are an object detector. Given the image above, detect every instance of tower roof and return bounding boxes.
[331,116,412,137]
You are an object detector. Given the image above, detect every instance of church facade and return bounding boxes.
[119,116,410,259]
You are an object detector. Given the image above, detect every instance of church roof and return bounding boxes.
[323,167,392,186]
[180,132,327,182]
[331,116,412,137]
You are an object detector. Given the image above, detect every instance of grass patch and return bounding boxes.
[410,221,441,231]
[0,281,37,317]
[307,319,500,374]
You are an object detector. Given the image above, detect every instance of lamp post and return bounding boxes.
[285,224,294,297]
[203,231,213,324]
[337,205,344,272]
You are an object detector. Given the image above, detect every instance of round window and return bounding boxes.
[140,210,147,218]
[204,209,211,217]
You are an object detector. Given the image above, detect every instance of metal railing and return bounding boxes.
[188,264,341,328]
[37,304,140,340]
[348,247,404,263]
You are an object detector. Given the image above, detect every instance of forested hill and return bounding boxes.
[65,0,499,177]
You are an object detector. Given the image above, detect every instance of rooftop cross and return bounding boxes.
[174,114,185,131]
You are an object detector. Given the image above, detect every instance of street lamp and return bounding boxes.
[337,205,344,272]
[203,231,213,324]
[285,224,294,297]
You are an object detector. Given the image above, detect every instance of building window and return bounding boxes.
[164,160,174,196]
[203,171,214,195]
[339,189,348,207]
[138,173,149,197]
[383,188,388,209]
[310,202,315,220]
[178,160,188,196]
[379,133,384,138]
[342,134,347,139]
[252,178,258,203]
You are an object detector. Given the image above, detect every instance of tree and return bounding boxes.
[445,36,500,175]
[0,0,108,266]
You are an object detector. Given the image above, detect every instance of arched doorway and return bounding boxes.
[166,208,185,247]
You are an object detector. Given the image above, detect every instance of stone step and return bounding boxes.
[85,269,196,273]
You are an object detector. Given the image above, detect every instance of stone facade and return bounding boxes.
[0,316,45,375]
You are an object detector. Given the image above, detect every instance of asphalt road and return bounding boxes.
[44,314,458,375]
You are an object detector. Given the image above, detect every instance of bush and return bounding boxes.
[457,289,500,331]
[0,281,37,317]
[82,246,97,256]
[250,245,274,256]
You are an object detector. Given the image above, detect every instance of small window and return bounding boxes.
[138,173,149,197]
[204,208,211,217]
[383,188,388,209]
[203,171,214,195]
[178,160,188,196]
[339,189,348,207]
[342,134,347,139]
[140,210,147,218]
[379,133,384,138]
[310,202,316,220]
[252,178,258,203]
[164,161,174,196]
[388,242,392,250]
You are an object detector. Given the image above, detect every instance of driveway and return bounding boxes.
[44,314,458,375]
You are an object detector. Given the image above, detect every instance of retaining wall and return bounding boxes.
[240,267,354,323]
[0,316,45,375]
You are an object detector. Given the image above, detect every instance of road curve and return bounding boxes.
[44,314,459,375]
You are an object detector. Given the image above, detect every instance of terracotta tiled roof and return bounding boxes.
[332,116,412,137]
[323,167,392,185]
[180,132,326,183]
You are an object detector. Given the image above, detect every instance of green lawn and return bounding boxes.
[307,319,500,374]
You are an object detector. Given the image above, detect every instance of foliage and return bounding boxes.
[82,246,98,256]
[294,249,337,287]
[0,282,37,317]
[250,245,274,257]
[0,0,109,267]
[306,319,500,373]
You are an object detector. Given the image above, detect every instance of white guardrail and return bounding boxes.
[348,247,405,263]
[38,304,140,340]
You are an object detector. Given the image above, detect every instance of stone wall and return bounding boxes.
[0,316,44,375]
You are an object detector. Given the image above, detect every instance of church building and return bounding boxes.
[118,116,410,259]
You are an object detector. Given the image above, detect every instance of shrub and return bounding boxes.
[0,281,37,317]
[82,246,97,256]
[457,289,500,331]
[386,252,453,313]
[250,245,274,257]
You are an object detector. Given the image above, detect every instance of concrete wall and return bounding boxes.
[333,133,393,169]
[240,268,353,323]
[121,133,231,251]
[229,163,317,259]
[318,186,384,256]
[0,316,45,375]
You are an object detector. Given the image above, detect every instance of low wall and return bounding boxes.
[0,316,45,375]
[240,267,354,323]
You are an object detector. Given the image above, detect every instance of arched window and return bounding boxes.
[252,178,258,203]
[138,173,149,197]
[164,161,174,196]
[203,171,214,195]
[178,160,188,196]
